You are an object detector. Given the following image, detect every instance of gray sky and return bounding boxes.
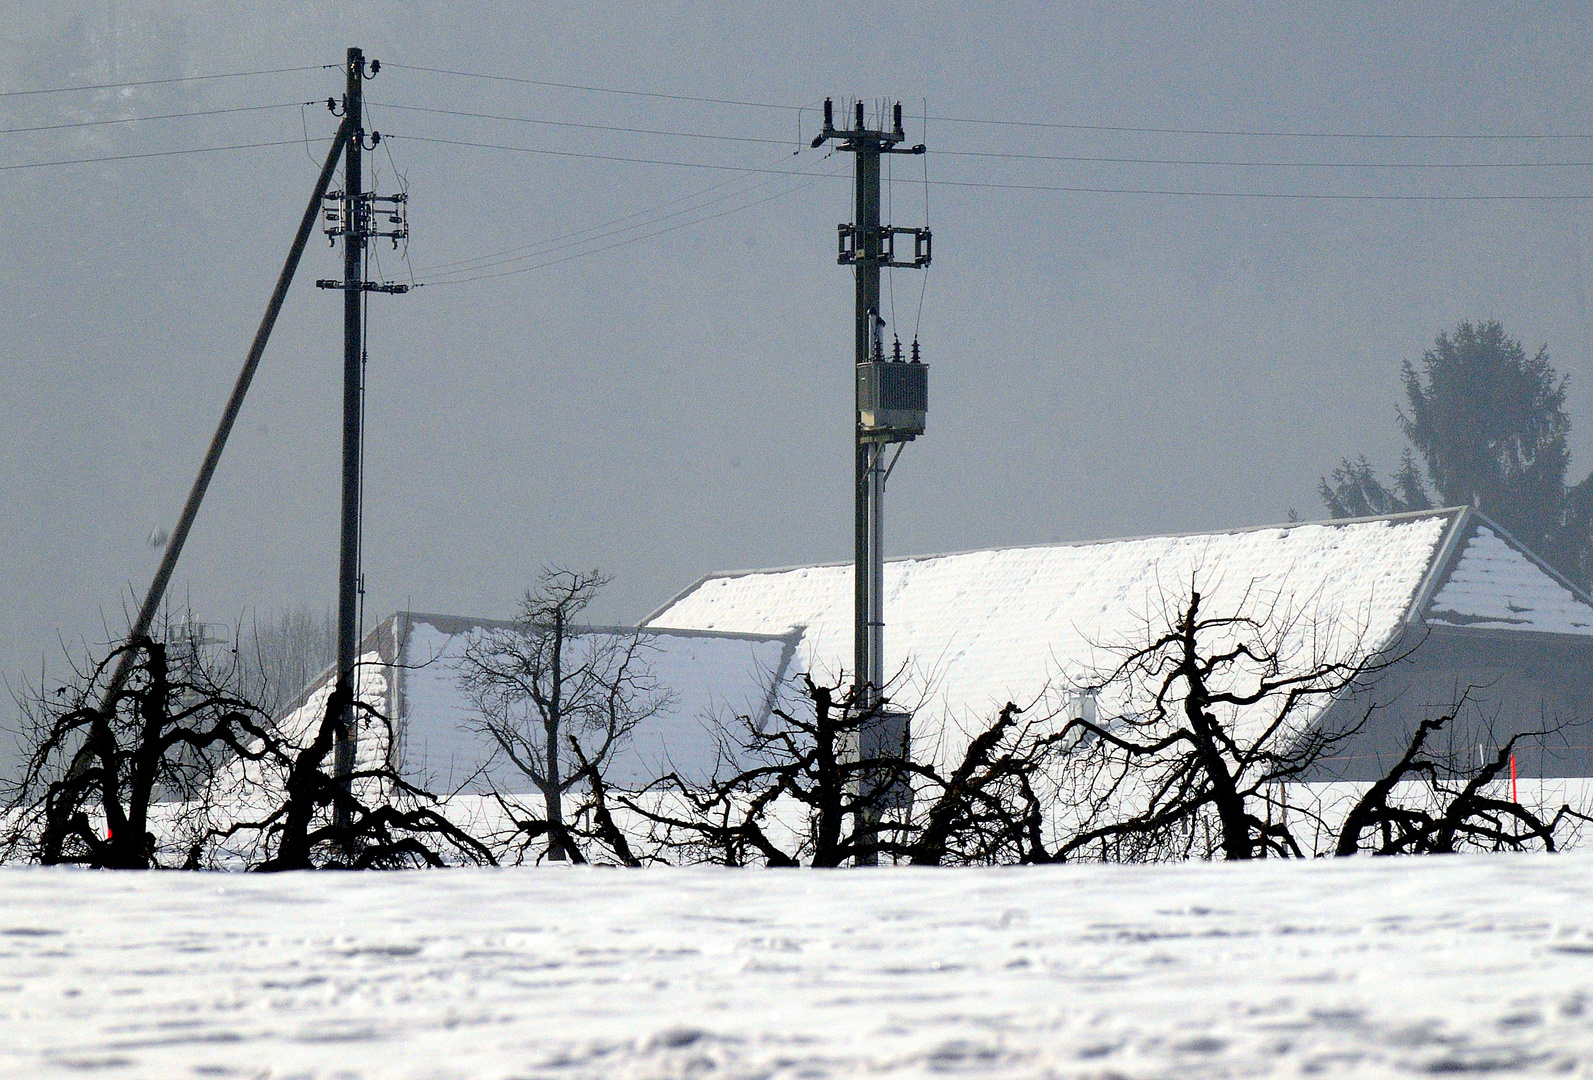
[4,2,1593,714]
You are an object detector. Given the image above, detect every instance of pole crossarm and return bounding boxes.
[838,224,932,268]
[315,279,411,293]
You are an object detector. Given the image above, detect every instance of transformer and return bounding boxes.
[857,358,928,442]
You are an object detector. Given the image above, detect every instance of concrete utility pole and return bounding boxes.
[315,48,408,823]
[811,99,931,707]
[813,99,931,865]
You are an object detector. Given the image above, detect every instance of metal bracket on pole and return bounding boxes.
[315,280,411,293]
[838,225,932,268]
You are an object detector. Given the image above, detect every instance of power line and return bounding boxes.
[0,65,327,99]
[914,177,1593,200]
[386,132,832,177]
[419,170,836,286]
[385,63,809,111]
[923,114,1593,141]
[387,134,1593,200]
[377,62,1593,141]
[0,138,327,172]
[381,101,1588,168]
[417,171,795,279]
[0,101,313,136]
[369,100,791,146]
[939,149,1593,169]
[413,168,791,274]
[408,140,806,274]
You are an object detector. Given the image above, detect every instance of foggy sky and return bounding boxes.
[4,2,1593,722]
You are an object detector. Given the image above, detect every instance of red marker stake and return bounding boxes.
[1511,754,1518,804]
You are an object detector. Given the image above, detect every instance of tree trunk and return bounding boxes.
[543,779,566,862]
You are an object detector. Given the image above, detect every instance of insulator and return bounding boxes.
[893,337,902,362]
[911,338,921,364]
[855,99,865,130]
[893,102,903,135]
[823,97,833,130]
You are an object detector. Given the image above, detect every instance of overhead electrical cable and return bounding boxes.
[921,114,1593,141]
[0,101,315,135]
[0,65,326,99]
[0,137,329,172]
[410,143,806,274]
[385,134,1593,200]
[909,177,1593,200]
[384,62,810,112]
[414,170,791,275]
[938,149,1593,169]
[368,101,790,146]
[419,170,837,286]
[412,167,772,273]
[376,62,1593,141]
[384,132,836,177]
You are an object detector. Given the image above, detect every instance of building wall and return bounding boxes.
[1317,627,1593,779]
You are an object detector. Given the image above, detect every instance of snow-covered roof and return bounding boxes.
[382,615,799,793]
[644,508,1593,739]
[1425,525,1593,634]
[270,614,801,796]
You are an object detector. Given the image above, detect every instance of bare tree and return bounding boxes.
[622,674,1068,868]
[2,611,276,868]
[1047,588,1392,862]
[458,569,669,861]
[1334,708,1592,855]
[239,605,336,718]
[3,608,494,871]
[211,684,496,871]
[1037,585,1592,863]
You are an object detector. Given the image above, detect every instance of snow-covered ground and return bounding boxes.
[3,856,1592,1079]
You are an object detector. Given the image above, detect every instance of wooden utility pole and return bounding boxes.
[85,117,353,787]
[333,46,366,806]
[315,48,408,824]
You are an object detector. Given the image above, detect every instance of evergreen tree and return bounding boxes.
[1320,320,1590,584]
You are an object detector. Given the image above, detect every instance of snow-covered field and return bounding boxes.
[3,857,1592,1079]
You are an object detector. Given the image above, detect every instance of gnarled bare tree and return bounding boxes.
[1047,588,1391,862]
[4,609,494,871]
[1334,708,1592,855]
[458,569,669,862]
[3,613,274,868]
[622,673,1070,868]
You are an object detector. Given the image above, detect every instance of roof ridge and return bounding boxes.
[654,507,1467,596]
[397,610,800,645]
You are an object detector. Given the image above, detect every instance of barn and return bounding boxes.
[644,507,1593,780]
[274,615,801,796]
[288,507,1593,798]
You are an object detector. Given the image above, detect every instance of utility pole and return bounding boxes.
[316,47,408,826]
[812,99,931,865]
[73,116,354,865]
[811,99,930,706]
